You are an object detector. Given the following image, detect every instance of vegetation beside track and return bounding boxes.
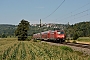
[66,37,90,44]
[0,38,90,60]
[77,37,90,42]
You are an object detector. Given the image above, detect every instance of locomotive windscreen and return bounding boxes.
[54,28,61,30]
[57,31,64,34]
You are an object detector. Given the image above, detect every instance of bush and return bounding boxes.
[26,38,31,41]
[73,33,79,40]
[33,39,37,42]
[60,46,73,52]
[37,40,41,42]
[72,40,77,43]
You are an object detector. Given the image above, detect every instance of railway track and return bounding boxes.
[63,42,90,49]
[42,40,90,49]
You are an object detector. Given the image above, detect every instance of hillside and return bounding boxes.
[0,21,90,38]
[0,24,16,37]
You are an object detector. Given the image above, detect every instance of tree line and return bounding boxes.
[65,22,90,39]
[0,24,16,38]
[0,20,90,40]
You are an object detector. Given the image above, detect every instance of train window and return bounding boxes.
[57,31,64,34]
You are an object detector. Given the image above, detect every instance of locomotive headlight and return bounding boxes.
[58,35,64,38]
[62,36,64,38]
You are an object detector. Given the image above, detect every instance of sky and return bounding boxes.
[0,0,90,25]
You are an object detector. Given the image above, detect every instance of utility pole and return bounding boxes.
[40,19,42,40]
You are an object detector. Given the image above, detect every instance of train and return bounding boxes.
[33,30,66,43]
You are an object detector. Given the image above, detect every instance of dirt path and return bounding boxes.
[69,40,90,44]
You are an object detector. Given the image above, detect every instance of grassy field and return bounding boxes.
[66,37,90,43]
[0,38,90,60]
[77,37,90,42]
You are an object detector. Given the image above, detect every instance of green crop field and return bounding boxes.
[0,38,90,60]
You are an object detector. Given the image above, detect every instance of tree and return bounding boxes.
[1,34,7,38]
[15,19,30,41]
[73,33,79,40]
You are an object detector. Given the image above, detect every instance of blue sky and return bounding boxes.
[0,0,90,25]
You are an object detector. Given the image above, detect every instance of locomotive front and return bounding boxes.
[55,30,66,42]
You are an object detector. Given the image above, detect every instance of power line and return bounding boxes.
[43,0,65,19]
[55,2,90,20]
[70,2,90,13]
[72,13,90,20]
[61,8,90,20]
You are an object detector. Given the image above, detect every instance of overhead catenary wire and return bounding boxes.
[55,2,90,20]
[60,8,90,20]
[43,0,65,19]
[68,13,90,24]
[72,13,90,20]
[60,12,90,24]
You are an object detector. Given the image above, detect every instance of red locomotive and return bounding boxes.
[33,30,66,43]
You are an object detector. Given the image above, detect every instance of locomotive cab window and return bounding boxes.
[57,31,64,34]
